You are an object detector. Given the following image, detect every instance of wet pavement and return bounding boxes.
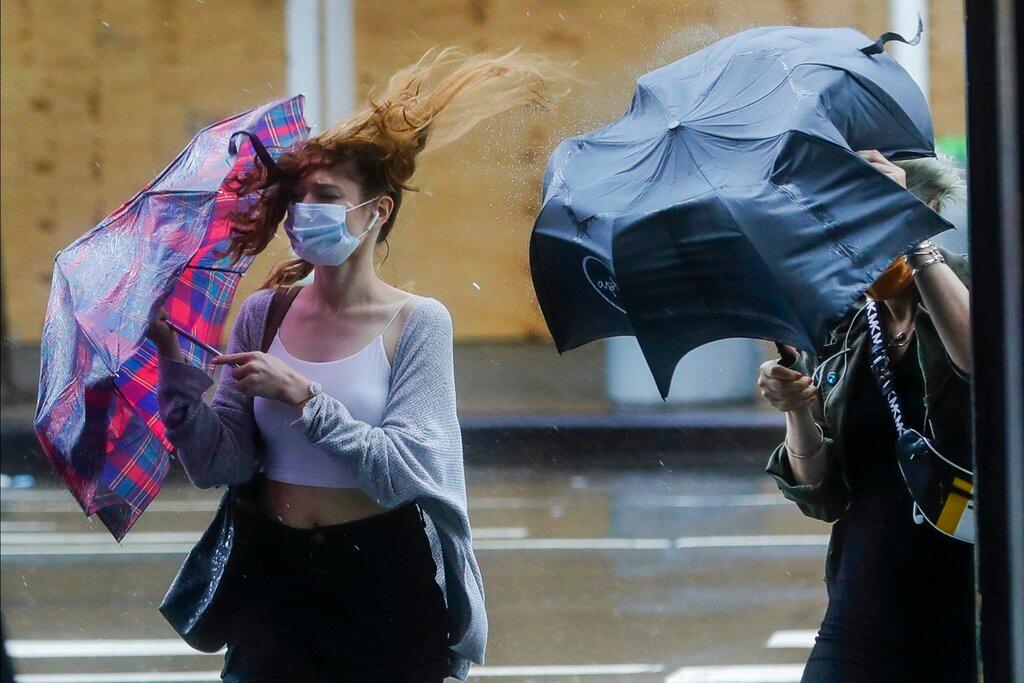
[1,459,830,682]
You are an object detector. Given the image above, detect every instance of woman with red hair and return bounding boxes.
[149,48,561,682]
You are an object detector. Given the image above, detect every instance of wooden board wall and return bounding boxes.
[0,0,291,345]
[1,0,967,343]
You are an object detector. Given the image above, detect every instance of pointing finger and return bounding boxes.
[213,352,256,366]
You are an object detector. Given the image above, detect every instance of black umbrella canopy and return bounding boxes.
[530,24,953,398]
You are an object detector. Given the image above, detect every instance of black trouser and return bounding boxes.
[221,503,451,682]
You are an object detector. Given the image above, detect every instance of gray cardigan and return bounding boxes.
[157,288,485,680]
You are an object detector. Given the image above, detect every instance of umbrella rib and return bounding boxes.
[185,264,246,275]
[672,130,806,334]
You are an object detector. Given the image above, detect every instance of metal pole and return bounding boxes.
[964,0,1024,679]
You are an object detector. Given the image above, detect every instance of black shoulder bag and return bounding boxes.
[159,286,303,651]
[864,299,975,544]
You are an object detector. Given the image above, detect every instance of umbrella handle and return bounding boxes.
[164,320,223,358]
[775,342,799,369]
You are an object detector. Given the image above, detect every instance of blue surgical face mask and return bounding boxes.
[284,197,381,266]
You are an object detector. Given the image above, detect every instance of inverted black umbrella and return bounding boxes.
[530,22,953,398]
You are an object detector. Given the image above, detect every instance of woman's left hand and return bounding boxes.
[857,149,906,188]
[213,352,311,405]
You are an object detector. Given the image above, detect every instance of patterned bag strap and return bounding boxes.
[260,286,303,353]
[864,299,909,435]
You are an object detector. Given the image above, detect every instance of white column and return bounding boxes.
[889,0,930,104]
[285,0,354,131]
[285,0,323,130]
[322,0,356,123]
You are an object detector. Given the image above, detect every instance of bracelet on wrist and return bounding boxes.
[910,254,946,277]
[908,240,938,256]
[787,422,825,460]
[290,380,323,408]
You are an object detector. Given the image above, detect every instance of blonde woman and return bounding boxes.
[149,49,560,682]
[760,153,974,681]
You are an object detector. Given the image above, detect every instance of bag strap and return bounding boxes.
[864,299,909,435]
[260,286,303,353]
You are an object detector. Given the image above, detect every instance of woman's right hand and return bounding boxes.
[757,359,817,412]
[146,309,183,361]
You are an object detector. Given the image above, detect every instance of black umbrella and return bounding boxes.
[530,22,953,398]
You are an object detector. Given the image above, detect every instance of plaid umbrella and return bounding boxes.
[35,96,309,540]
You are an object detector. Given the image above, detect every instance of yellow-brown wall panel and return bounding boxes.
[1,0,967,344]
[0,0,288,345]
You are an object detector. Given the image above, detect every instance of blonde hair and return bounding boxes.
[895,154,966,213]
[255,47,565,289]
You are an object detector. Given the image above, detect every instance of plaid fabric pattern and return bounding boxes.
[35,96,309,541]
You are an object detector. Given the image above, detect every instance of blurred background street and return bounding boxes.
[3,459,829,682]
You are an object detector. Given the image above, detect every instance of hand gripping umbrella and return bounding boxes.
[35,96,309,540]
[530,22,953,398]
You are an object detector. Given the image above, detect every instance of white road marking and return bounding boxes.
[475,526,529,539]
[664,664,805,682]
[0,527,527,546]
[469,494,786,509]
[17,674,220,683]
[474,664,665,676]
[8,639,219,658]
[673,535,830,549]
[1,533,828,557]
[1,499,220,514]
[0,520,57,531]
[475,535,828,551]
[1,544,197,556]
[474,537,675,550]
[766,630,817,649]
[1,489,790,514]
[2,532,202,545]
[640,493,787,508]
[13,663,663,682]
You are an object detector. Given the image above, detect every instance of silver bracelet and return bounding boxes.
[910,254,945,277]
[787,422,825,460]
[908,240,938,257]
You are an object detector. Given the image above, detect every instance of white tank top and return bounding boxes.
[253,301,409,488]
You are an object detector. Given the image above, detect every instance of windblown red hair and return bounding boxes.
[225,47,566,289]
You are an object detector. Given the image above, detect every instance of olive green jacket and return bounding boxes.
[765,249,972,523]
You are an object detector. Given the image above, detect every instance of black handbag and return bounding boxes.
[865,299,975,544]
[159,286,303,650]
[158,484,252,651]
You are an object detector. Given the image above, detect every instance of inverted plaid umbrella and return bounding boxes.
[530,23,952,398]
[35,96,309,540]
